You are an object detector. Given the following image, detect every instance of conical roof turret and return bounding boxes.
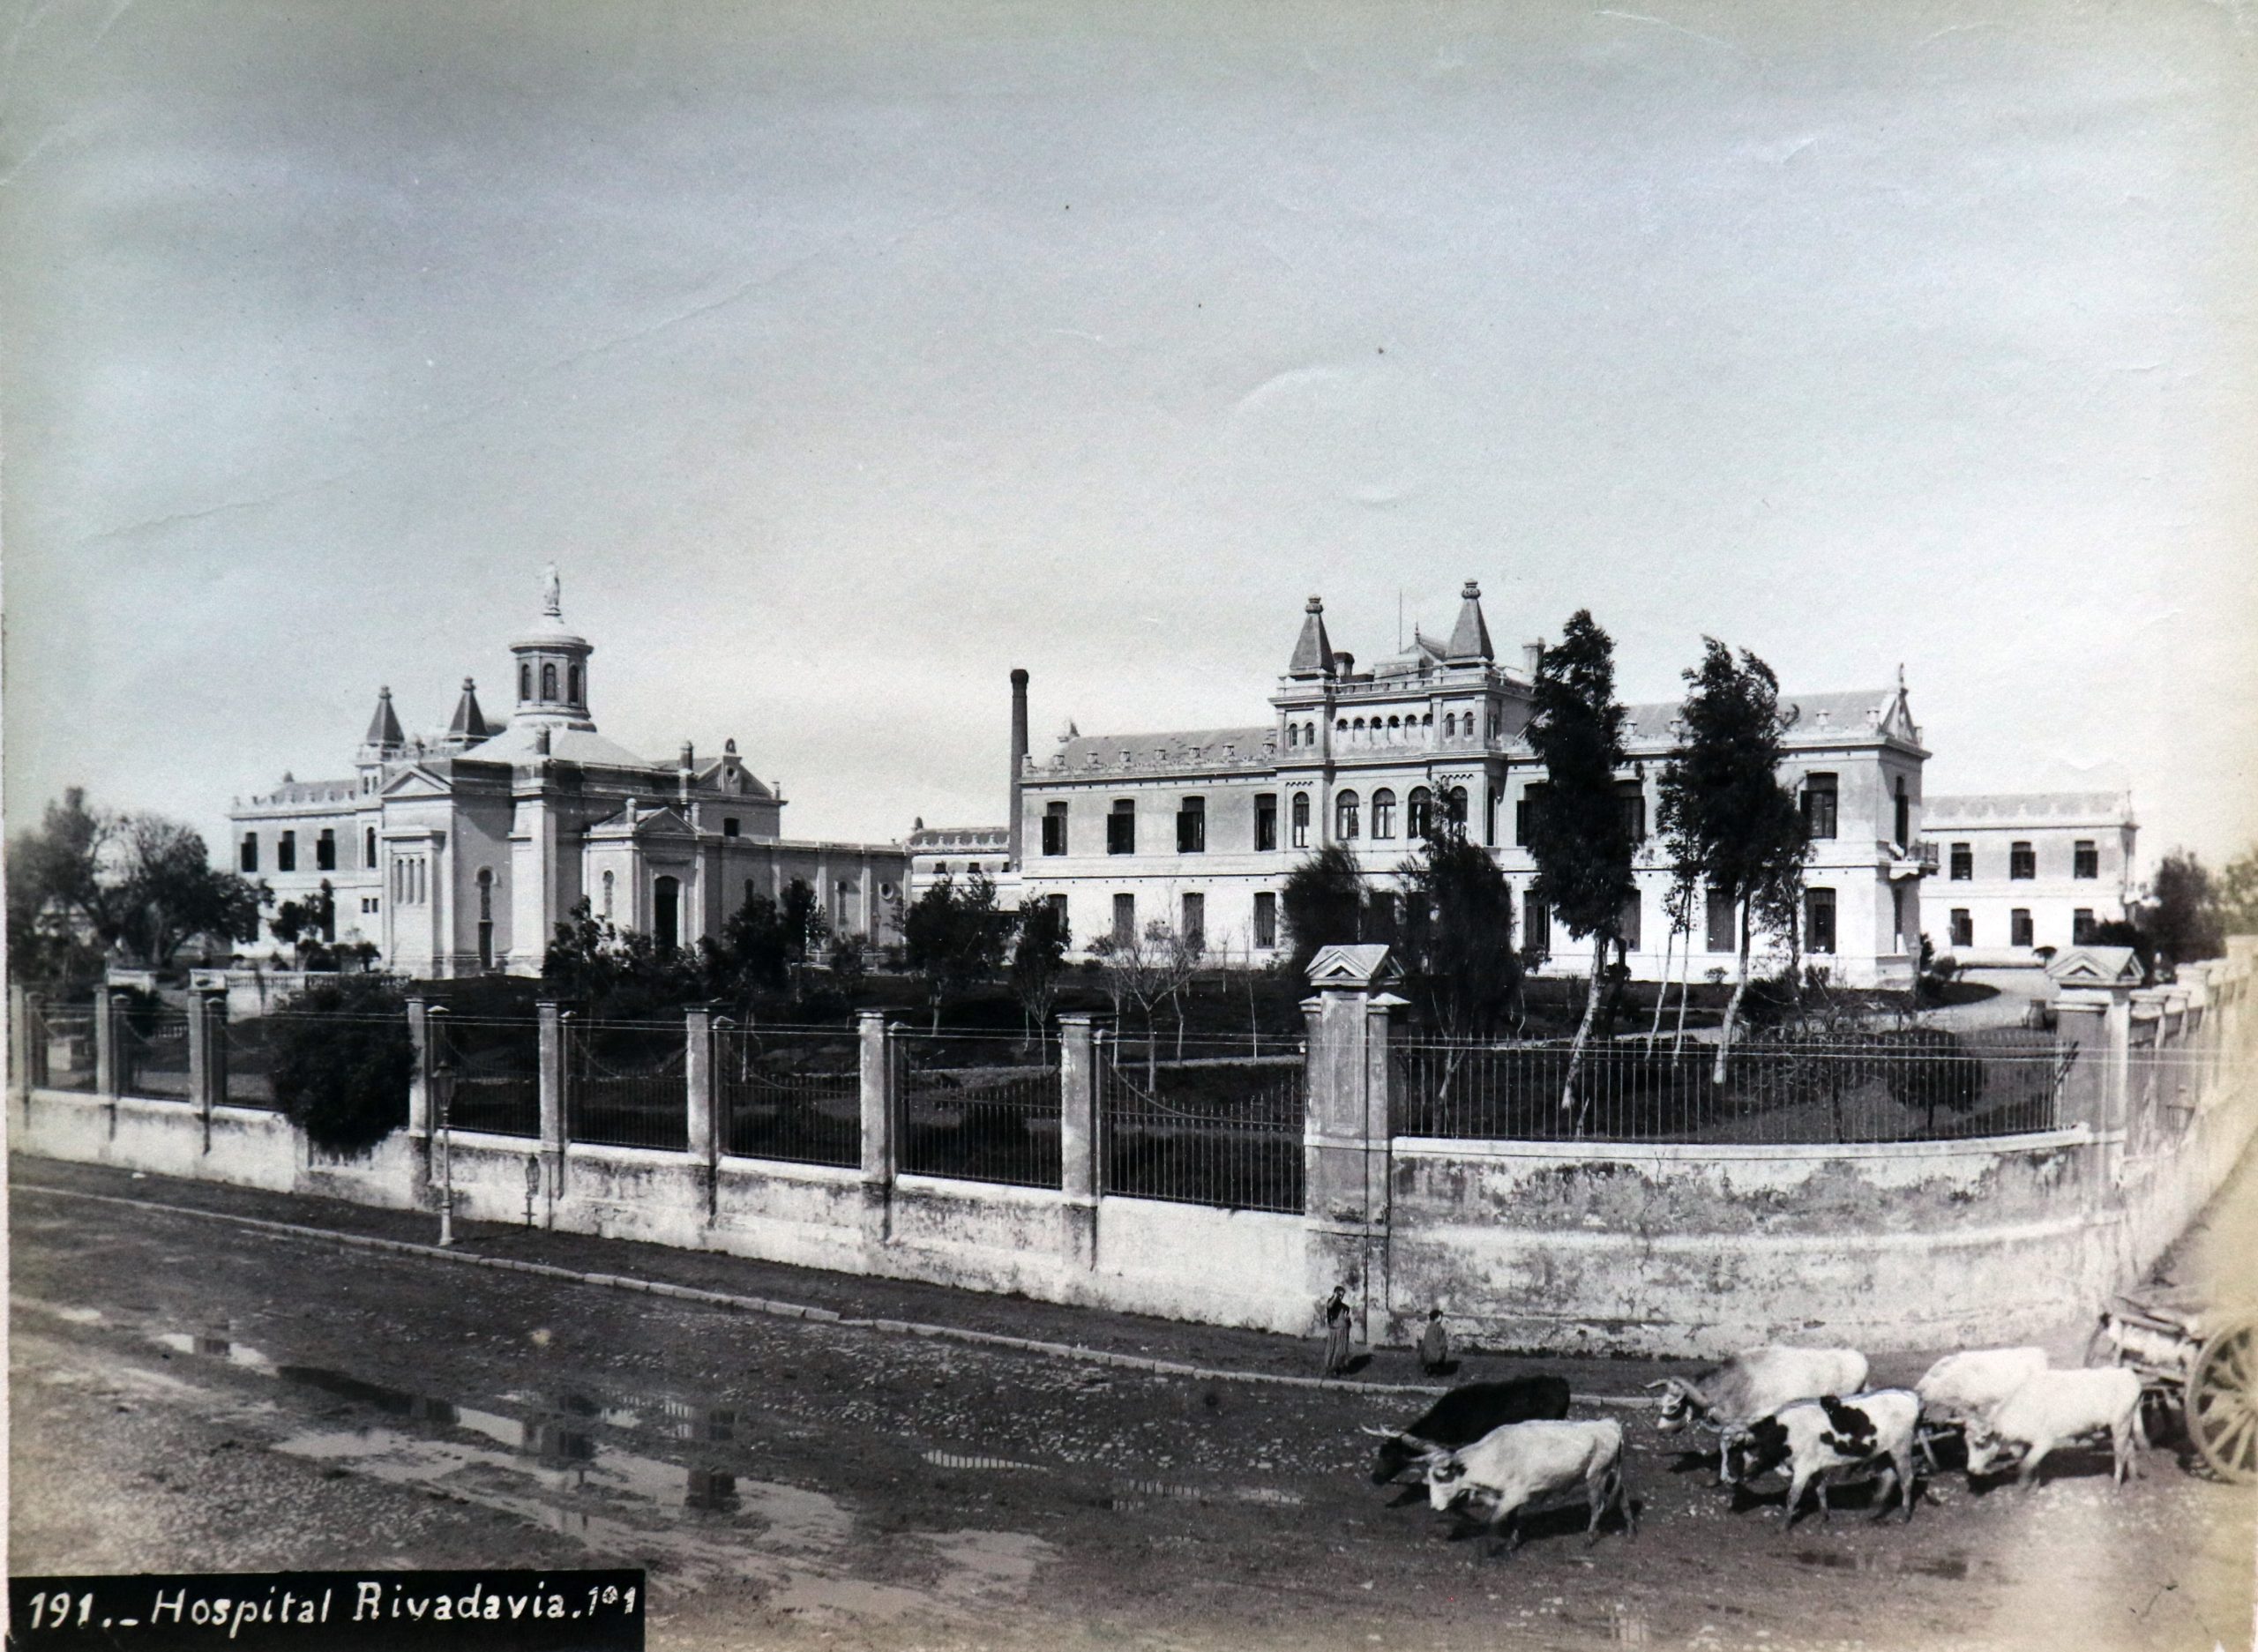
[363,686,406,752]
[1287,595,1335,679]
[446,677,496,743]
[1444,580,1493,665]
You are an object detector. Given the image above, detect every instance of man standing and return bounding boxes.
[1417,1308,1450,1377]
[1320,1283,1353,1378]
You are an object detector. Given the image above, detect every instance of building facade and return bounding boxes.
[917,583,1936,988]
[1919,792,2139,965]
[229,574,908,977]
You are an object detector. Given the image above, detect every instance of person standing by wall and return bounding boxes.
[1418,1308,1450,1376]
[1320,1283,1353,1378]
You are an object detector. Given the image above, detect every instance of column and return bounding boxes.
[537,1000,567,1216]
[1302,945,1408,1352]
[857,1011,895,1243]
[188,987,228,1118]
[93,985,119,1101]
[685,1005,717,1221]
[1058,1014,1102,1268]
[405,998,440,1201]
[10,984,33,1096]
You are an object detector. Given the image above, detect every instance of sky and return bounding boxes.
[4,0,2255,874]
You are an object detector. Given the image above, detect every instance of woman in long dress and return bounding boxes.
[1320,1284,1352,1377]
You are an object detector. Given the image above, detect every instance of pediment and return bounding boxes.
[379,766,452,800]
[1305,943,1404,989]
[2046,946,2142,987]
[589,804,696,840]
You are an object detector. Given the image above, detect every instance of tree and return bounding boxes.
[699,889,795,1003]
[542,898,700,1018]
[901,873,1014,1031]
[1522,611,1634,1122]
[269,880,338,968]
[1090,917,1200,1085]
[1009,898,1072,1053]
[1394,822,1521,1044]
[1656,639,1809,1082]
[2217,844,2258,938]
[270,973,415,1155]
[2142,849,2224,968]
[1279,846,1375,979]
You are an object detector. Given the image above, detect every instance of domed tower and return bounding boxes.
[510,564,597,732]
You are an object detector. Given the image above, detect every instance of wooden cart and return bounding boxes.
[2089,1284,2258,1483]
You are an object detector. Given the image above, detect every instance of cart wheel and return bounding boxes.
[2188,1319,2258,1484]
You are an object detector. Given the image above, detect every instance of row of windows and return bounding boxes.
[1946,908,2103,948]
[519,660,583,705]
[1103,889,1261,947]
[1947,841,2101,881]
[393,856,430,906]
[242,826,380,874]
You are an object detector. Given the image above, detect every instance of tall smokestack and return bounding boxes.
[1008,669,1031,869]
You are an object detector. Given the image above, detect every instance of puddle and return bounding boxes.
[152,1333,278,1375]
[1097,1476,1305,1511]
[15,1299,105,1326]
[923,1451,1045,1472]
[1792,1549,1971,1580]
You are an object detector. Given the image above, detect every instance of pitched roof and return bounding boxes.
[1444,581,1493,664]
[1924,791,2134,826]
[1047,725,1277,776]
[363,687,406,750]
[1287,597,1334,678]
[445,677,497,743]
[1597,689,1921,753]
[458,721,654,770]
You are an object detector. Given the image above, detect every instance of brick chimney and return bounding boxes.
[1008,669,1030,869]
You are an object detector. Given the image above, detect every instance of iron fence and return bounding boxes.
[896,1034,1060,1188]
[437,1017,541,1138]
[565,1017,688,1151]
[1393,1028,2072,1146]
[116,1010,193,1100]
[1098,1038,1305,1213]
[220,1014,281,1109]
[714,1025,862,1168]
[26,1002,97,1092]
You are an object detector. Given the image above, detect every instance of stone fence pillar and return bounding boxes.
[93,985,119,1101]
[188,986,228,1135]
[1058,1014,1103,1267]
[10,984,34,1096]
[1302,944,1407,1351]
[858,1012,897,1242]
[686,1005,718,1220]
[407,1000,443,1204]
[537,1001,567,1217]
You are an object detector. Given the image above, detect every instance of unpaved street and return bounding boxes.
[11,1160,2254,1652]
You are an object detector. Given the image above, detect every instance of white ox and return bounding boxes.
[1423,1418,1634,1557]
[1913,1347,2050,1470]
[1964,1367,2146,1488]
[1648,1346,1870,1481]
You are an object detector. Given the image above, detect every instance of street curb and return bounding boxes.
[16,1179,1659,1409]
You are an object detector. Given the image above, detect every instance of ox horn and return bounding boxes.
[1357,1425,1402,1438]
[1642,1379,1677,1392]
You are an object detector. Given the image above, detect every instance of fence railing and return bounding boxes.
[714,1025,862,1168]
[565,1017,688,1152]
[26,1003,97,1093]
[116,1012,193,1101]
[1392,1029,2073,1146]
[219,1014,281,1110]
[896,1034,1061,1189]
[437,1017,541,1138]
[1098,1041,1305,1213]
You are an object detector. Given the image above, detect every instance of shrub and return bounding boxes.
[271,974,414,1155]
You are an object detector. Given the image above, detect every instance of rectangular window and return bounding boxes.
[1253,890,1277,949]
[240,833,258,872]
[278,830,296,872]
[1801,774,1838,841]
[2074,841,2097,879]
[2011,908,2034,947]
[1484,785,1498,848]
[1618,892,1641,952]
[1111,892,1135,946]
[1181,892,1205,946]
[1805,887,1837,954]
[1616,781,1647,843]
[722,817,741,839]
[1706,887,1736,953]
[1254,794,1277,853]
[1950,842,1971,881]
[1514,783,1548,847]
[1522,890,1551,957]
[2073,908,2097,945]
[1046,892,1067,927]
[1043,802,1068,856]
[1950,908,1973,948]
[1107,800,1135,856]
[1177,796,1206,854]
[316,828,336,871]
[364,826,377,869]
[2010,841,2036,880]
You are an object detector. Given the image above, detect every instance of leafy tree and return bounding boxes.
[1394,822,1521,1043]
[271,973,415,1155]
[901,873,1014,1031]
[1522,611,1634,1122]
[2090,917,2156,983]
[269,880,339,967]
[2217,844,2258,938]
[2142,849,2224,968]
[1279,846,1377,979]
[1009,898,1072,1053]
[699,890,794,1003]
[1656,639,1809,1081]
[826,934,869,1005]
[542,898,701,1018]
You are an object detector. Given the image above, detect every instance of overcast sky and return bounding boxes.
[5,0,2254,872]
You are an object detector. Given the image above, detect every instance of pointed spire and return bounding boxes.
[446,676,494,743]
[364,686,405,751]
[1444,580,1493,664]
[1287,595,1335,679]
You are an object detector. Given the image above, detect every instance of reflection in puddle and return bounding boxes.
[1603,1605,1650,1644]
[924,1451,1044,1472]
[1793,1549,1971,1580]
[152,1332,278,1375]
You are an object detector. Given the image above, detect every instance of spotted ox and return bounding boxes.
[1721,1389,1923,1532]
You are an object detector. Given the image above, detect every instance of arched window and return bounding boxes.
[1372,789,1397,839]
[1445,786,1469,826]
[519,662,531,702]
[1352,718,1365,740]
[1284,723,1297,748]
[541,662,557,700]
[475,869,495,971]
[568,662,581,704]
[1387,715,1401,739]
[602,870,614,921]
[363,826,376,868]
[1335,719,1348,737]
[1290,792,1311,848]
[1409,787,1432,839]
[1335,790,1361,840]
[1442,713,1456,739]
[654,875,680,953]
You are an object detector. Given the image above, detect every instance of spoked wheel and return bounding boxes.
[2188,1318,2258,1484]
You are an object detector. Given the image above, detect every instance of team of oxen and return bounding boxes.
[1361,1345,2147,1556]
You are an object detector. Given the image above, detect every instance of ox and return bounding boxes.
[1912,1347,2049,1470]
[1964,1366,2146,1489]
[1424,1418,1634,1557]
[1721,1388,1923,1531]
[1647,1346,1870,1480]
[1361,1376,1574,1487]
